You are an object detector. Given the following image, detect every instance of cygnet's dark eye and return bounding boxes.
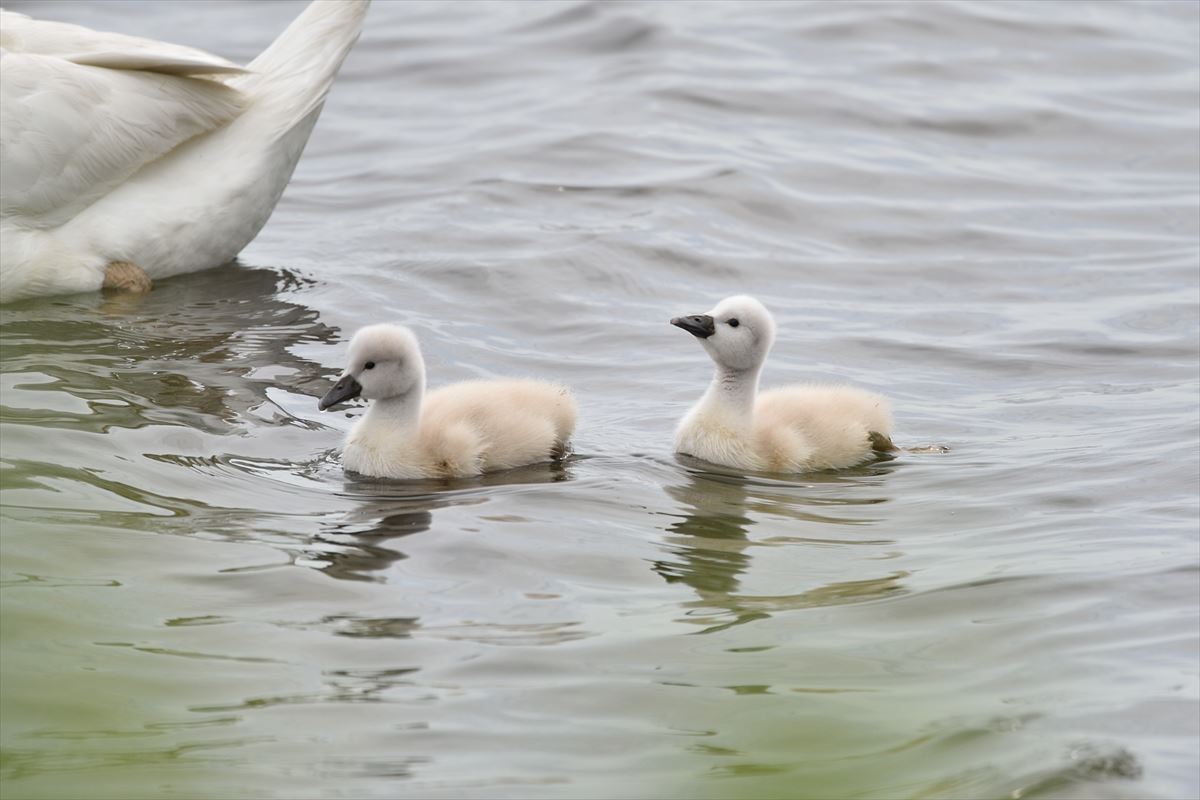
[363,361,376,370]
[727,318,740,328]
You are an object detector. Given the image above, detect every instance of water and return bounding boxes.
[2,1,1197,798]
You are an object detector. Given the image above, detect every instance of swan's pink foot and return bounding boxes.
[102,261,152,293]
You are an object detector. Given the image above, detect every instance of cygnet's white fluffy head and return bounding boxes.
[672,294,776,372]
[347,324,425,400]
[319,324,426,410]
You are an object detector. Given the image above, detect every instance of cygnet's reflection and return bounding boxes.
[657,459,907,634]
[307,459,575,582]
[655,470,757,598]
[306,499,436,583]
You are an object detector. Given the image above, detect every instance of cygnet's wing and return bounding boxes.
[0,48,246,224]
[0,9,247,75]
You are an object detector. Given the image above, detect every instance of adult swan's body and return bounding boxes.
[0,0,369,302]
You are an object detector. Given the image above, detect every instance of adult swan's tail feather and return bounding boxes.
[232,0,371,142]
[135,0,373,276]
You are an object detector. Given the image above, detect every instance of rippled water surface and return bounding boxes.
[2,1,1198,798]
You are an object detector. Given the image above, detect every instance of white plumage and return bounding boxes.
[672,295,894,473]
[319,324,577,480]
[0,0,369,302]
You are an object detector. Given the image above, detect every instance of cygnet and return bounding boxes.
[319,324,576,479]
[671,295,894,472]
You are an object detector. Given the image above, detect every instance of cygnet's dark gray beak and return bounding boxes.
[319,374,363,411]
[671,314,715,339]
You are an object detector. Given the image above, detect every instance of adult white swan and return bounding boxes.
[0,0,369,302]
[672,295,895,473]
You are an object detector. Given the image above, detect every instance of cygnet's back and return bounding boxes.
[755,385,892,472]
[319,324,577,480]
[419,379,577,474]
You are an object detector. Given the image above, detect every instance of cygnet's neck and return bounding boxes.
[364,385,425,433]
[701,364,761,420]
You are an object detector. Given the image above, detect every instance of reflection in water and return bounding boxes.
[657,463,907,634]
[304,496,437,582]
[189,662,426,712]
[302,459,575,582]
[0,264,337,436]
[421,620,591,646]
[655,472,757,598]
[0,264,349,553]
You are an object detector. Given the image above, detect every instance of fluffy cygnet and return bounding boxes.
[319,324,576,480]
[671,295,894,473]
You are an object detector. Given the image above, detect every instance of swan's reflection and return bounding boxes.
[0,263,336,435]
[0,262,350,544]
[657,460,906,633]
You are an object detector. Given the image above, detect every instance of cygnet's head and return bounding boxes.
[671,295,776,372]
[318,324,426,411]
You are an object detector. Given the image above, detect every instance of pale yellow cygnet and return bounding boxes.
[671,295,894,472]
[320,324,576,479]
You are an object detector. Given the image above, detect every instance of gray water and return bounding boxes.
[1,1,1198,798]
